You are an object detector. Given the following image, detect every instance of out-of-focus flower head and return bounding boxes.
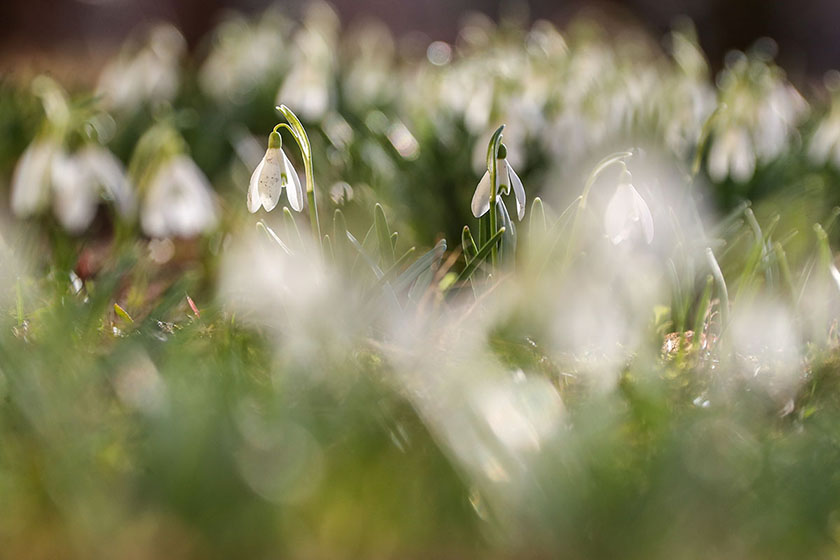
[199,9,291,103]
[130,123,217,238]
[604,165,654,245]
[10,76,135,233]
[808,71,840,168]
[96,23,186,112]
[708,44,807,183]
[276,1,339,122]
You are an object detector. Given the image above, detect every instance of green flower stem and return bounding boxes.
[486,125,505,269]
[275,106,322,249]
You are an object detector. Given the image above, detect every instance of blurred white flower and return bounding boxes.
[707,51,807,182]
[51,146,135,233]
[275,2,338,121]
[141,155,218,238]
[471,149,526,220]
[12,140,134,233]
[604,173,654,245]
[199,10,289,102]
[96,24,185,111]
[10,138,58,217]
[247,132,303,213]
[708,126,755,183]
[808,113,840,167]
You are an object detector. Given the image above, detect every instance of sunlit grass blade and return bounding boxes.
[705,247,728,327]
[529,197,546,237]
[462,226,478,262]
[256,220,292,255]
[453,228,505,287]
[374,203,395,268]
[393,239,447,293]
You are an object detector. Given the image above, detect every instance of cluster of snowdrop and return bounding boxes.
[11,77,135,233]
[707,45,808,182]
[10,78,217,239]
[96,23,186,113]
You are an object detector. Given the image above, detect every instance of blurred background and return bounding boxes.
[2,0,839,84]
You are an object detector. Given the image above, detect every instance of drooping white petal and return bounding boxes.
[730,128,755,183]
[604,183,636,245]
[630,185,654,244]
[507,163,526,221]
[79,146,136,218]
[11,140,56,217]
[282,150,304,212]
[51,152,97,234]
[471,171,492,218]
[496,159,510,196]
[707,134,729,183]
[257,148,284,212]
[247,158,265,213]
[604,183,654,246]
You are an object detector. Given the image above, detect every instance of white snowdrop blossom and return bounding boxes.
[141,155,218,238]
[708,126,755,183]
[96,24,186,111]
[10,138,59,218]
[51,147,135,233]
[275,2,339,121]
[247,131,304,213]
[471,151,526,220]
[604,171,654,245]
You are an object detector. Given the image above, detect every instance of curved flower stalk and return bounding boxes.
[247,130,304,213]
[604,166,654,245]
[271,105,322,244]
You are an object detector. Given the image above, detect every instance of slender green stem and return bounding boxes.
[486,125,505,268]
[276,106,322,249]
[705,247,729,328]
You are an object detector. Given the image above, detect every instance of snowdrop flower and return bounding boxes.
[808,109,840,168]
[247,131,304,213]
[96,24,185,111]
[471,144,526,220]
[604,167,654,245]
[808,76,840,168]
[51,147,135,233]
[707,126,755,183]
[10,138,59,217]
[141,155,218,238]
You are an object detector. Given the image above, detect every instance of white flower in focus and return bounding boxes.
[51,147,135,233]
[11,139,58,217]
[141,155,218,238]
[604,171,654,245]
[247,131,304,213]
[471,148,526,220]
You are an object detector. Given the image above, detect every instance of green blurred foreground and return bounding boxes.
[4,3,840,558]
